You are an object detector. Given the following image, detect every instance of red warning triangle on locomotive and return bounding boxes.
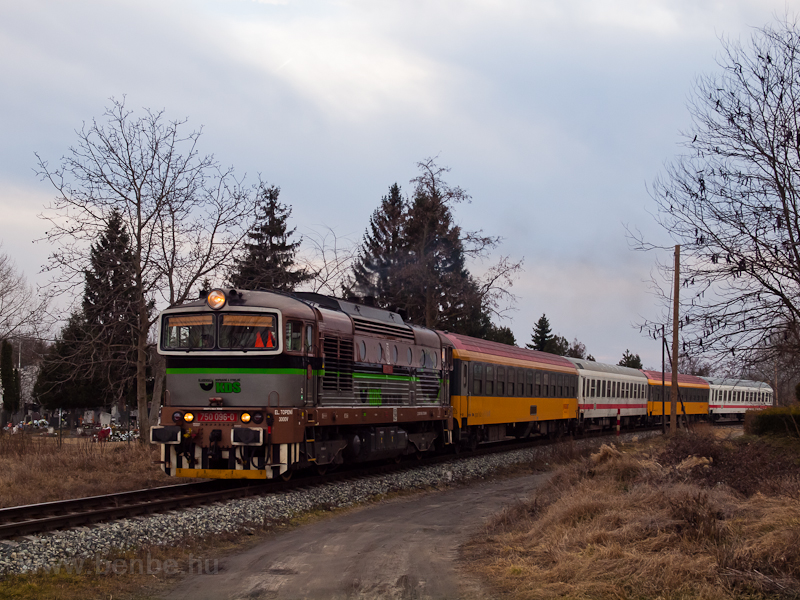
[266,331,275,348]
[255,332,265,348]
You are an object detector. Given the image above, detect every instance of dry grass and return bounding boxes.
[0,433,179,508]
[464,429,800,599]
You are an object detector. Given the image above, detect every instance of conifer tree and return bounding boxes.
[401,160,476,330]
[35,211,140,410]
[347,159,521,340]
[618,349,643,369]
[347,183,407,306]
[83,209,139,406]
[34,314,96,410]
[228,183,312,292]
[527,314,553,351]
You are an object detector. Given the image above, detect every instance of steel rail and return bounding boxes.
[0,422,738,540]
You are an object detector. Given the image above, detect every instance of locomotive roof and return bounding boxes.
[291,292,407,326]
[565,358,649,379]
[440,332,577,373]
[640,370,710,388]
[168,289,317,318]
[702,377,772,390]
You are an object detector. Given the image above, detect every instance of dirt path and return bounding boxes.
[160,472,548,600]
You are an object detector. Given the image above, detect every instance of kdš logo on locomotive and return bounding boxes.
[197,378,241,393]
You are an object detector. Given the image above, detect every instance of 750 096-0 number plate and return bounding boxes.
[196,412,237,423]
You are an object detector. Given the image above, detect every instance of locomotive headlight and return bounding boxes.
[241,412,251,423]
[183,412,195,422]
[172,411,183,422]
[206,289,226,310]
[252,412,264,424]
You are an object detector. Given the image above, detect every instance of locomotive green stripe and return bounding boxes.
[353,373,417,382]
[166,367,320,375]
[166,368,441,383]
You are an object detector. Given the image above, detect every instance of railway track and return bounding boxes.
[0,422,729,540]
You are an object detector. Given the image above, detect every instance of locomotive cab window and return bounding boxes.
[305,325,314,353]
[162,314,215,350]
[285,320,303,352]
[219,314,278,349]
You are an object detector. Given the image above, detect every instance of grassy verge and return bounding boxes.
[0,433,182,508]
[463,424,800,599]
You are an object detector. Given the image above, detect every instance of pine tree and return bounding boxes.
[618,349,643,369]
[347,160,515,340]
[35,212,140,410]
[0,340,18,413]
[347,183,407,306]
[83,209,139,406]
[527,314,553,351]
[401,161,477,330]
[229,184,312,292]
[34,314,97,410]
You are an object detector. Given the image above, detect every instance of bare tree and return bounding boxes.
[296,225,358,296]
[631,16,800,371]
[36,98,258,441]
[0,246,45,340]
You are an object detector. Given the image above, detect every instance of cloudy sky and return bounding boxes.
[0,0,789,367]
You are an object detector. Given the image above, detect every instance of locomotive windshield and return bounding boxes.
[161,312,280,351]
[219,314,278,349]
[162,314,215,349]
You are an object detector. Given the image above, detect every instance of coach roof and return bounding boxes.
[440,332,577,373]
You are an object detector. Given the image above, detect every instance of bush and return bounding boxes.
[746,405,800,437]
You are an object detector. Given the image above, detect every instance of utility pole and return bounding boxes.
[661,325,665,434]
[670,245,680,436]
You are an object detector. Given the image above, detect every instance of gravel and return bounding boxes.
[0,431,657,575]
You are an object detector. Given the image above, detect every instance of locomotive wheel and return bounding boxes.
[316,464,328,476]
[280,470,293,482]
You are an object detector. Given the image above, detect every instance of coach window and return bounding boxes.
[526,371,533,396]
[486,365,495,395]
[542,373,550,397]
[473,363,483,395]
[286,320,303,352]
[377,344,384,363]
[496,367,505,396]
[590,379,596,398]
[392,345,398,364]
[359,340,367,362]
[535,372,542,396]
[507,369,515,396]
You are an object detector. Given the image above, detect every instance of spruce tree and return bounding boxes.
[34,314,96,410]
[347,183,407,306]
[401,161,477,330]
[229,184,312,292]
[348,159,513,340]
[527,314,553,351]
[618,350,643,369]
[83,209,139,406]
